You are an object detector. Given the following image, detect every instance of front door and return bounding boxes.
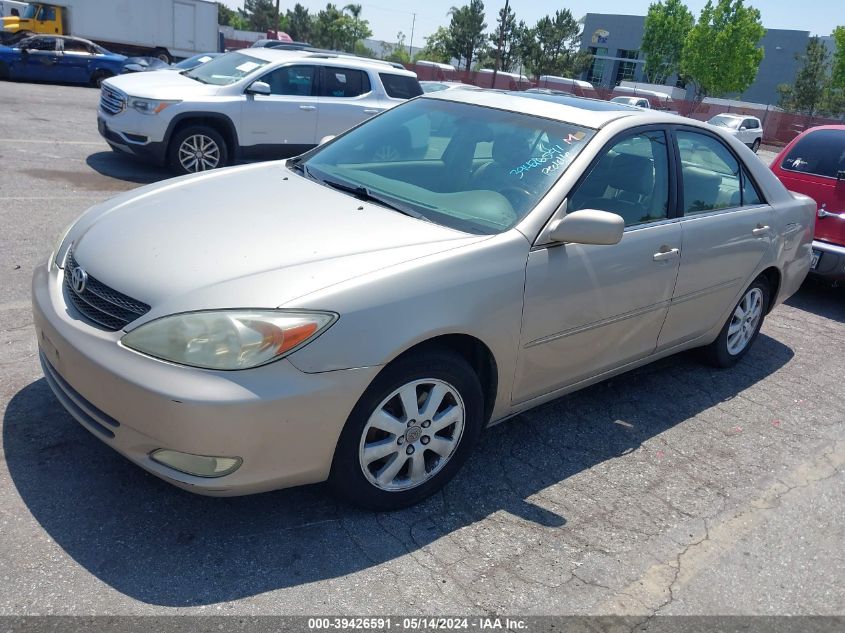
[657,128,774,349]
[514,128,682,403]
[242,64,319,152]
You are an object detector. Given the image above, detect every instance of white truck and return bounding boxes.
[0,0,219,61]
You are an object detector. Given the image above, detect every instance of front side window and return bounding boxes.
[62,39,91,54]
[781,129,845,179]
[184,52,269,86]
[569,130,670,227]
[302,99,594,235]
[677,130,742,213]
[261,65,315,96]
[320,67,370,98]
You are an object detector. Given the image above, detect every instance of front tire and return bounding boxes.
[702,276,769,368]
[751,138,761,153]
[330,349,484,510]
[168,125,228,174]
[89,70,112,88]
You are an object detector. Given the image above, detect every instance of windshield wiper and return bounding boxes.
[319,178,431,222]
[184,73,208,84]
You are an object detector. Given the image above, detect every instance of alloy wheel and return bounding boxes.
[358,378,465,492]
[178,134,221,172]
[726,287,763,355]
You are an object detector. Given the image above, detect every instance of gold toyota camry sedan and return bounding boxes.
[33,90,815,509]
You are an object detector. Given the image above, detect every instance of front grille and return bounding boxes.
[100,84,126,115]
[63,249,150,331]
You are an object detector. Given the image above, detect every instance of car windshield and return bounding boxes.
[302,98,594,235]
[708,115,741,129]
[22,5,37,18]
[183,52,268,85]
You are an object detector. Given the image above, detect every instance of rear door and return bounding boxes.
[314,66,382,141]
[774,128,845,249]
[657,127,774,349]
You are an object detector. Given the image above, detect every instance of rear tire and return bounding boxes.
[701,276,769,368]
[330,349,484,510]
[167,125,229,175]
[154,49,172,64]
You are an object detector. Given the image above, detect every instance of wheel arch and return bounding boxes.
[758,266,782,314]
[380,333,499,425]
[165,112,240,163]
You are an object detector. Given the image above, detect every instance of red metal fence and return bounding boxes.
[407,62,843,148]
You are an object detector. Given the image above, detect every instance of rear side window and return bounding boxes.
[320,67,371,98]
[781,129,845,179]
[380,73,423,99]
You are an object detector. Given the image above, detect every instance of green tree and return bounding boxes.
[681,0,765,105]
[446,0,487,70]
[415,26,452,63]
[518,10,590,80]
[239,0,283,33]
[312,3,371,52]
[382,31,411,64]
[216,2,237,26]
[489,0,520,85]
[642,0,695,84]
[778,37,844,117]
[285,3,313,42]
[832,26,845,89]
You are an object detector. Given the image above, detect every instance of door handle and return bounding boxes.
[363,108,380,114]
[752,224,770,236]
[299,105,316,111]
[818,207,845,220]
[653,247,680,261]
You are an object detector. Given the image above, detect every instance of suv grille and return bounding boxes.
[63,250,151,331]
[100,85,126,115]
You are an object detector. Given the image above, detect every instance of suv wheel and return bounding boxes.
[702,276,769,368]
[168,125,228,174]
[330,349,484,510]
[751,138,761,153]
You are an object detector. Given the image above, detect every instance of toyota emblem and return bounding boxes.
[71,266,88,294]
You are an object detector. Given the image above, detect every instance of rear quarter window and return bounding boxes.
[781,129,845,179]
[379,73,423,99]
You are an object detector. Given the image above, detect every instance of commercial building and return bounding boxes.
[579,13,834,105]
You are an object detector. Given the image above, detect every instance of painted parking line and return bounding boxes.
[0,138,105,145]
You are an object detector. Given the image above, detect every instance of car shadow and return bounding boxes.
[86,151,173,185]
[785,279,845,323]
[4,334,793,606]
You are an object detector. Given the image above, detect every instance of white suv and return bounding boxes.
[706,113,764,153]
[97,49,423,173]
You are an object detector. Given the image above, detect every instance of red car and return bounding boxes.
[771,125,845,282]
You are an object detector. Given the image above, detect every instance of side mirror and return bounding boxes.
[739,125,747,131]
[549,209,624,245]
[318,135,336,146]
[246,81,271,96]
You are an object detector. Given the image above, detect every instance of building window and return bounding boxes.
[614,60,637,84]
[587,57,608,84]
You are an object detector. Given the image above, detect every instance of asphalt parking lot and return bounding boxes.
[0,81,843,617]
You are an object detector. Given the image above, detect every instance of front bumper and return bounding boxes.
[97,112,169,166]
[32,262,380,496]
[809,239,845,281]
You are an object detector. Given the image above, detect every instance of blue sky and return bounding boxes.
[220,1,840,46]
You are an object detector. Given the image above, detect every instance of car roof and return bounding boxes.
[424,89,666,129]
[238,47,417,76]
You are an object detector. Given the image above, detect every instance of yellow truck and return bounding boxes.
[1,0,219,62]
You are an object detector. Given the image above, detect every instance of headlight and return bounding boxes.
[121,310,337,370]
[128,97,180,115]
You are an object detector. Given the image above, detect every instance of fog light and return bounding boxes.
[150,449,242,478]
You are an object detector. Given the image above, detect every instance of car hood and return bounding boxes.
[103,69,221,98]
[64,162,485,318]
